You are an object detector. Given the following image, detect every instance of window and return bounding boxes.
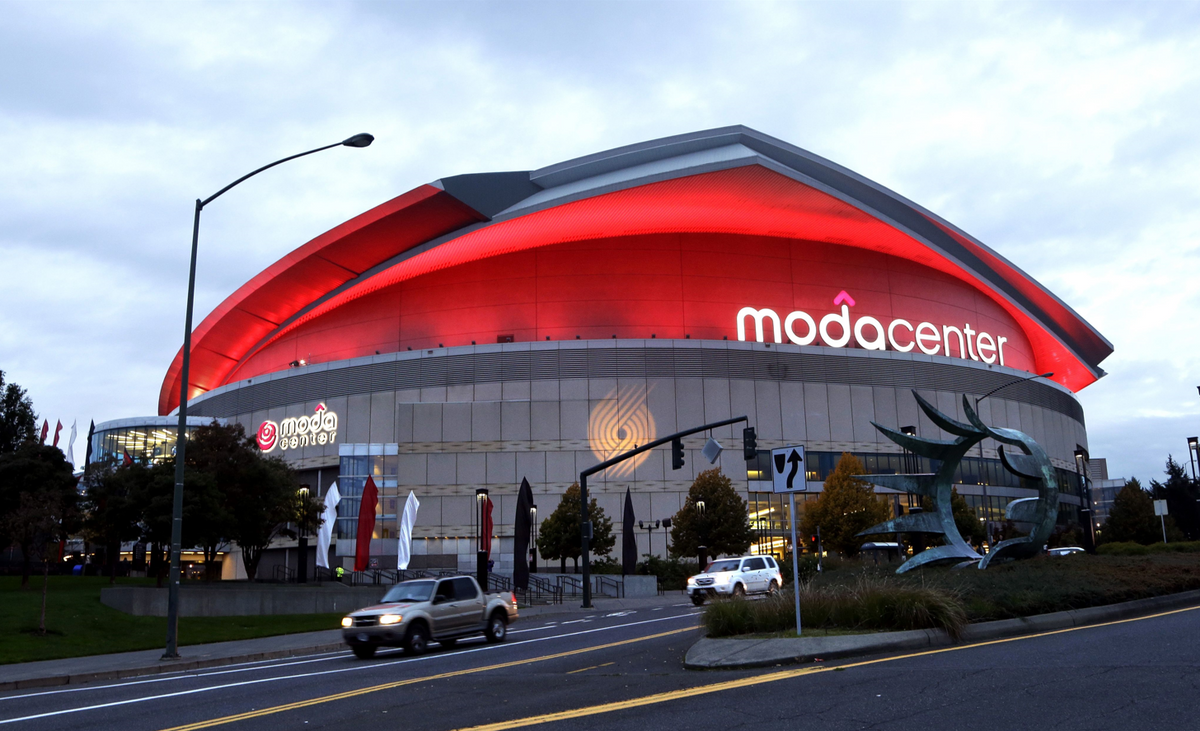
[452,577,479,600]
[744,557,766,570]
[436,579,457,601]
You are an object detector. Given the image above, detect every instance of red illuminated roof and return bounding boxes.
[159,127,1112,414]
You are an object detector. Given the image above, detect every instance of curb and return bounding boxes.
[684,588,1200,670]
[0,642,348,692]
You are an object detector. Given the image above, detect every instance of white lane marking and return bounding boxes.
[604,611,634,618]
[0,621,568,703]
[0,612,701,724]
[652,607,664,611]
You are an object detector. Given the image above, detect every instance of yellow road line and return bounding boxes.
[159,626,698,731]
[450,603,1200,731]
[566,662,615,675]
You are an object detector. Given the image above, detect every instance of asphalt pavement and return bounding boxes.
[2,598,1197,731]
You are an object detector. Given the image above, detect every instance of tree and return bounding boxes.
[536,483,615,572]
[950,487,986,549]
[82,462,145,583]
[0,371,37,455]
[669,468,753,560]
[799,452,890,557]
[1150,457,1200,541]
[1101,478,1162,545]
[0,443,79,587]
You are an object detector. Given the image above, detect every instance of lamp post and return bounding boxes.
[163,133,374,659]
[529,504,538,573]
[1187,437,1198,481]
[974,372,1054,546]
[695,500,707,569]
[661,517,672,555]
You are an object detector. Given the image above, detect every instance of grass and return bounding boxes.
[0,576,344,665]
[703,551,1200,638]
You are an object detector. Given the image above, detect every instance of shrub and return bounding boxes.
[703,577,967,639]
[1097,542,1151,556]
[635,555,699,590]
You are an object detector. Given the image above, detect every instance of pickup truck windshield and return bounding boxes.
[382,581,435,603]
[707,560,740,572]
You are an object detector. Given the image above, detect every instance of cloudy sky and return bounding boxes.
[1,1,1198,481]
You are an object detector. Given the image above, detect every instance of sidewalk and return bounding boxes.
[0,591,693,692]
[684,588,1200,670]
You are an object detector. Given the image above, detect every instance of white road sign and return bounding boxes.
[1154,499,1169,516]
[771,445,807,493]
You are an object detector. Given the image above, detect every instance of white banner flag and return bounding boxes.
[65,420,77,466]
[397,490,420,570]
[315,482,341,570]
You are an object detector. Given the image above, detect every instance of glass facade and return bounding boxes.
[90,417,217,466]
[337,444,399,540]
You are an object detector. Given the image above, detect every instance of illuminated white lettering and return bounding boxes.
[819,305,852,347]
[737,307,782,343]
[784,311,817,345]
[963,324,979,361]
[853,315,886,350]
[977,332,997,364]
[258,403,338,453]
[887,319,915,352]
[943,325,965,358]
[916,322,941,355]
[997,336,1008,366]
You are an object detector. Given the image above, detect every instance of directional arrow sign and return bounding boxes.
[771,445,807,493]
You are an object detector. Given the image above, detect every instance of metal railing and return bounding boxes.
[596,575,623,598]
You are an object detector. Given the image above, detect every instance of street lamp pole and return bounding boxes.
[163,134,374,659]
[1187,437,1198,481]
[973,371,1053,547]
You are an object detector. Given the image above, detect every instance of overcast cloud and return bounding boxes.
[1,0,1198,482]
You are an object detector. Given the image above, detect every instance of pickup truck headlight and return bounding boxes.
[379,614,402,625]
[686,577,696,585]
[341,617,353,628]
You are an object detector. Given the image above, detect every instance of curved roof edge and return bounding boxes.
[160,126,1113,415]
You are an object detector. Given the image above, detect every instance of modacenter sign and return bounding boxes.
[256,402,338,453]
[736,290,1011,367]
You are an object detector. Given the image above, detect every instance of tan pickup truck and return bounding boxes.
[341,576,518,658]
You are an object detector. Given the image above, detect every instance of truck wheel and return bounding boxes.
[485,612,508,643]
[732,584,745,598]
[404,623,430,655]
[352,644,376,660]
[690,593,705,606]
[768,580,779,595]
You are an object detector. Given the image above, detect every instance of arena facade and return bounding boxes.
[131,126,1112,574]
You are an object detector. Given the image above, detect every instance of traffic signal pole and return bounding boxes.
[578,415,751,608]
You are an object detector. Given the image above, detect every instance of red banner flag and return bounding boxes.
[481,497,494,558]
[123,450,134,466]
[354,475,379,572]
[40,420,48,443]
[52,420,63,448]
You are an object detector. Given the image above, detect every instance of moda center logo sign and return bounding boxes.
[737,291,1011,366]
[257,402,339,453]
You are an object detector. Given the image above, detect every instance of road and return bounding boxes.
[2,601,1197,731]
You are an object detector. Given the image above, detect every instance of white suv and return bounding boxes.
[687,555,783,605]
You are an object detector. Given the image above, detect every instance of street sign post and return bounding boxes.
[1154,499,1169,543]
[770,445,806,636]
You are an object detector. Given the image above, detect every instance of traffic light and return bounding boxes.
[671,437,685,470]
[742,426,758,460]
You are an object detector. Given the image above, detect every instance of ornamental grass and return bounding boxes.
[702,577,967,639]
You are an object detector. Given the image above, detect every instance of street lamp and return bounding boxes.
[694,500,707,569]
[1187,437,1199,480]
[163,133,374,659]
[475,488,489,587]
[974,372,1053,545]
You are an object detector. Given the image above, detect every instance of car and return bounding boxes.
[1047,546,1086,556]
[341,575,518,659]
[686,555,783,605]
